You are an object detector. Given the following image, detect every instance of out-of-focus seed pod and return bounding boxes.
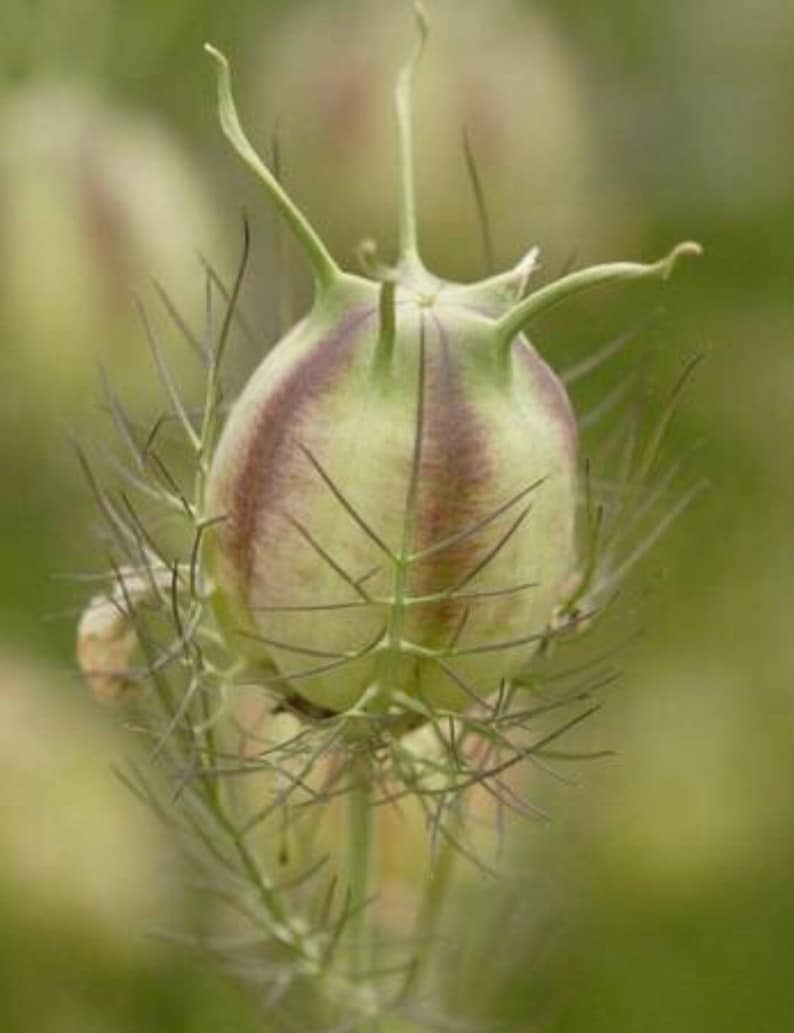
[76,566,167,702]
[0,82,222,430]
[245,0,612,276]
[76,593,138,703]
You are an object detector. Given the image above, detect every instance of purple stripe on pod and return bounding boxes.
[221,306,374,591]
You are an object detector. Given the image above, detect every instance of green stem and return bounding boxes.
[205,44,341,294]
[204,788,314,961]
[395,3,429,270]
[373,278,397,374]
[346,749,378,1029]
[497,241,702,346]
[401,826,458,1001]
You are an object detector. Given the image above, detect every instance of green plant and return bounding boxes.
[76,7,701,1030]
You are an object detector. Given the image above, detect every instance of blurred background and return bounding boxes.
[1,0,793,1030]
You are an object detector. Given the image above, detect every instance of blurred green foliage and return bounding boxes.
[2,0,793,1030]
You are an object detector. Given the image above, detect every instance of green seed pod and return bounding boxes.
[202,12,700,718]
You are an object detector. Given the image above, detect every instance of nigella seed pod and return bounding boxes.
[202,11,700,717]
[207,275,576,714]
